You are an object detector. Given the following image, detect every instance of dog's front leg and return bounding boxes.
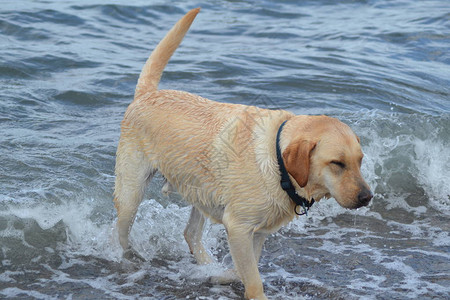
[253,232,268,264]
[225,224,268,300]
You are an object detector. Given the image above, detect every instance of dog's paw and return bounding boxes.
[123,248,146,263]
[210,269,240,285]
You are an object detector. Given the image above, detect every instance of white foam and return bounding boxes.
[349,274,386,296]
[431,230,450,247]
[0,270,22,283]
[413,138,450,212]
[349,111,450,217]
[0,287,58,300]
[381,258,431,297]
[124,199,192,260]
[0,194,228,269]
[264,266,321,300]
[384,194,428,215]
[1,198,122,261]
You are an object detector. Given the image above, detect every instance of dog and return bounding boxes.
[113,8,373,300]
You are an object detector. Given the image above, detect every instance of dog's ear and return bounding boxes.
[283,139,316,188]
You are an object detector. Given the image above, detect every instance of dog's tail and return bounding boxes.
[134,8,200,99]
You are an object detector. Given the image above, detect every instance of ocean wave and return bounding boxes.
[351,111,450,213]
[1,0,449,299]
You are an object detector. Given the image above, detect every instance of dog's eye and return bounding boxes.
[331,161,346,169]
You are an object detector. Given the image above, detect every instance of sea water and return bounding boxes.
[0,0,449,299]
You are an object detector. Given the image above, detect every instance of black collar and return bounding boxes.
[276,120,314,216]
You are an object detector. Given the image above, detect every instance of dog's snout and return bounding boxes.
[357,188,373,206]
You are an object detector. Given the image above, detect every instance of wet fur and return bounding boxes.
[114,8,372,300]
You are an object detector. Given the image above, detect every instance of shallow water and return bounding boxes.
[1,0,449,299]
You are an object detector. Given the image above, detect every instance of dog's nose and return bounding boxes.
[357,189,373,206]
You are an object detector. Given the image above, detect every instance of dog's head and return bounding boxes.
[282,115,372,209]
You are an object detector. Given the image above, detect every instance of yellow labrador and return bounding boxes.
[114,8,372,300]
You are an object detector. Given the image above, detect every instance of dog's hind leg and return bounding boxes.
[114,142,155,262]
[185,207,240,285]
[161,177,173,196]
[184,206,214,265]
